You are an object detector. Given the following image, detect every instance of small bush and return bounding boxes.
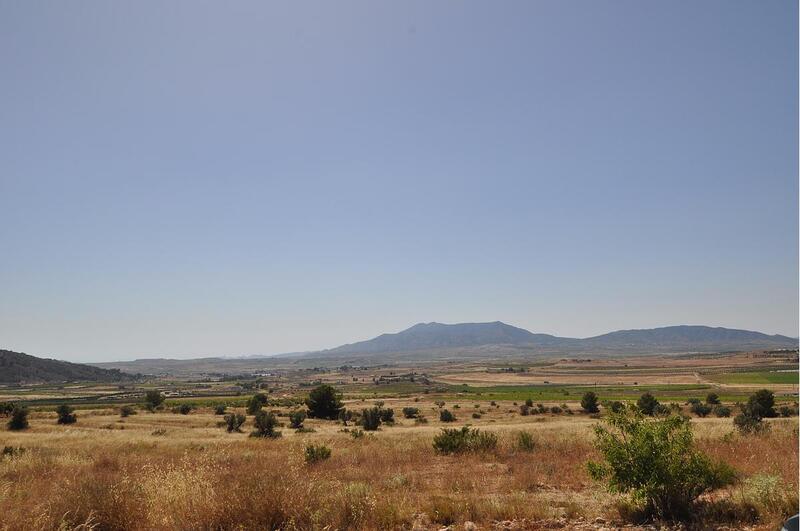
[587,410,736,519]
[289,410,306,429]
[439,409,456,422]
[524,398,533,407]
[549,406,562,414]
[174,403,194,415]
[778,405,795,417]
[706,393,720,405]
[349,428,365,439]
[214,405,227,415]
[519,404,530,416]
[224,413,246,433]
[251,410,281,438]
[608,401,624,413]
[246,393,268,415]
[305,384,344,420]
[414,416,428,425]
[56,404,77,425]
[581,391,600,413]
[637,393,659,416]
[361,407,382,431]
[304,444,331,464]
[402,407,420,419]
[690,402,712,418]
[471,412,482,419]
[144,390,164,411]
[7,407,28,431]
[120,405,137,417]
[379,408,394,424]
[713,405,731,418]
[515,430,535,452]
[433,427,498,454]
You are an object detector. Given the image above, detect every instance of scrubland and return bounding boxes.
[0,399,797,531]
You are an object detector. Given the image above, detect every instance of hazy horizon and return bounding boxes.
[2,1,798,363]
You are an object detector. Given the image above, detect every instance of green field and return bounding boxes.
[708,370,798,385]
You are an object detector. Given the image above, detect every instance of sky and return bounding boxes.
[1,1,797,363]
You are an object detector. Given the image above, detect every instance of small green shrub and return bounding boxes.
[637,393,659,416]
[224,413,246,433]
[519,404,530,416]
[587,410,735,519]
[706,393,720,405]
[349,428,365,439]
[305,384,344,420]
[214,405,227,415]
[251,410,281,438]
[246,394,268,414]
[144,390,164,411]
[713,405,731,418]
[471,412,482,419]
[439,409,456,422]
[304,444,331,464]
[550,406,562,414]
[289,410,306,429]
[379,408,394,424]
[402,407,420,419]
[581,391,600,413]
[361,407,382,431]
[690,402,712,418]
[120,405,137,417]
[7,407,28,431]
[174,403,194,415]
[433,427,498,454]
[515,430,535,452]
[56,404,77,425]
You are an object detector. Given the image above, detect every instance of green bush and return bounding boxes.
[608,401,624,413]
[525,398,533,407]
[361,407,382,431]
[637,393,659,416]
[304,444,331,464]
[519,404,530,416]
[734,389,777,434]
[224,413,246,433]
[246,393,268,414]
[587,410,735,520]
[175,403,194,415]
[439,409,456,422]
[144,390,164,411]
[690,402,712,418]
[349,428,365,439]
[379,408,394,424]
[706,393,720,405]
[550,406,562,414]
[778,405,795,417]
[433,427,498,454]
[402,407,420,419]
[251,410,281,438]
[289,410,306,429]
[56,404,77,424]
[713,405,731,418]
[214,405,227,415]
[581,391,600,413]
[471,412,482,419]
[7,407,28,431]
[120,405,137,417]
[305,384,344,420]
[515,430,535,452]
[0,402,14,416]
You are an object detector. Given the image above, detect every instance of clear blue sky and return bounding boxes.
[1,1,797,362]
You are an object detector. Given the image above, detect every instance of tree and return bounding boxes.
[305,384,343,420]
[251,410,281,438]
[587,410,735,519]
[705,393,720,405]
[224,413,246,433]
[144,390,165,411]
[246,394,268,414]
[637,392,659,416]
[746,389,776,419]
[7,406,28,431]
[581,391,600,413]
[56,404,77,424]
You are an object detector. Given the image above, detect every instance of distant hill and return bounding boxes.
[314,322,798,357]
[0,349,136,384]
[324,321,564,354]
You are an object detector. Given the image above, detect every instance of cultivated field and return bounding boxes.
[1,351,797,530]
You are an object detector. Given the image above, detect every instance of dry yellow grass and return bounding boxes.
[0,404,796,530]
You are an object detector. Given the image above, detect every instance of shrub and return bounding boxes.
[433,427,498,454]
[747,389,777,418]
[550,406,562,414]
[690,402,712,418]
[414,416,428,424]
[608,400,624,413]
[778,405,795,417]
[637,393,659,416]
[580,391,599,413]
[525,398,533,407]
[338,408,354,425]
[519,404,530,416]
[305,384,344,420]
[246,394,268,414]
[349,428,365,439]
[515,431,535,452]
[119,405,136,417]
[251,410,281,438]
[304,444,331,464]
[706,393,720,405]
[0,402,14,416]
[435,401,445,408]
[144,390,164,411]
[7,406,28,431]
[361,407,382,431]
[289,410,306,429]
[56,404,77,424]
[439,409,456,422]
[214,405,227,415]
[713,405,731,418]
[587,410,735,520]
[471,412,481,419]
[224,413,246,433]
[379,408,394,424]
[175,403,194,415]
[402,407,420,419]
[733,412,766,435]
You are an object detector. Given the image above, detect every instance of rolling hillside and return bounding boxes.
[0,349,136,384]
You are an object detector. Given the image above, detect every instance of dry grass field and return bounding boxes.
[1,351,797,530]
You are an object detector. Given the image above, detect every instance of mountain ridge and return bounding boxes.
[0,349,138,384]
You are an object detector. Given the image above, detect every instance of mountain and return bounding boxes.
[582,325,798,351]
[0,349,137,384]
[323,321,565,355]
[316,322,797,357]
